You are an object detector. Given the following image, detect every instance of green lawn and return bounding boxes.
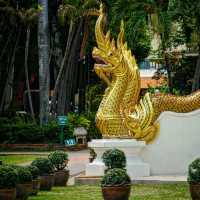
[29,184,191,200]
[0,155,46,165]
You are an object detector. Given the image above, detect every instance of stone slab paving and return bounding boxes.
[133,175,187,183]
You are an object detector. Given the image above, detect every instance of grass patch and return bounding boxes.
[29,184,191,200]
[0,155,46,165]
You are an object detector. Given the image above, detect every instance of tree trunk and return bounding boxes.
[51,20,75,114]
[0,28,14,61]
[57,19,83,114]
[25,27,35,122]
[0,28,21,113]
[163,49,173,93]
[38,0,50,125]
[192,44,200,92]
[78,59,86,113]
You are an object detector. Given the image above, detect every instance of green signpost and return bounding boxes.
[57,116,68,145]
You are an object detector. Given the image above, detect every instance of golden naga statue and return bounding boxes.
[92,5,200,144]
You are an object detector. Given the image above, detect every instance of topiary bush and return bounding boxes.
[0,165,18,188]
[27,165,40,180]
[188,158,200,183]
[101,168,131,186]
[15,166,32,184]
[48,151,68,171]
[31,158,53,175]
[102,148,126,170]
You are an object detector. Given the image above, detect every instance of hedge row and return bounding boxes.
[0,118,60,144]
[0,113,102,144]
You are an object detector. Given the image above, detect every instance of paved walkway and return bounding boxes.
[0,150,90,177]
[67,150,89,176]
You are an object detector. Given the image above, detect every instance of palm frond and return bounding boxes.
[58,4,77,25]
[83,8,99,17]
[82,0,99,10]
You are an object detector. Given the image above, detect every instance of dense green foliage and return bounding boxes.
[0,165,18,188]
[103,0,151,61]
[31,158,53,175]
[188,158,200,183]
[101,168,131,186]
[0,117,60,144]
[0,112,101,143]
[84,112,102,140]
[16,166,33,184]
[48,151,68,171]
[86,84,104,113]
[27,165,40,179]
[102,148,126,170]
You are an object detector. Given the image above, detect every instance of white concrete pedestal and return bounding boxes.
[86,139,150,179]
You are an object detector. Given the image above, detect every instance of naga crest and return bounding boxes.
[92,5,138,81]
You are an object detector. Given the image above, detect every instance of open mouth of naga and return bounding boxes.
[93,55,112,68]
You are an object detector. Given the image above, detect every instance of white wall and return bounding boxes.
[141,109,200,175]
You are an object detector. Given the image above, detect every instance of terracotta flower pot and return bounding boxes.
[0,188,16,200]
[102,184,131,200]
[54,170,69,186]
[40,174,54,191]
[189,182,200,200]
[16,182,32,200]
[31,178,40,195]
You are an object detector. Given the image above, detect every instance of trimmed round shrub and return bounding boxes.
[188,158,200,183]
[102,148,126,169]
[16,166,32,184]
[0,165,18,188]
[27,165,40,180]
[48,151,68,171]
[101,168,131,186]
[31,158,53,175]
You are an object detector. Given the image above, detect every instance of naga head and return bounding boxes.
[92,4,129,77]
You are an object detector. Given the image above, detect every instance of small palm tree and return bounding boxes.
[51,0,99,115]
[0,1,40,119]
[18,8,40,122]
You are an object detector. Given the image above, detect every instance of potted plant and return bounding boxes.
[101,168,131,200]
[188,158,200,199]
[27,165,40,195]
[31,158,54,191]
[48,151,69,186]
[89,148,97,163]
[15,166,33,200]
[0,165,18,200]
[102,148,126,170]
